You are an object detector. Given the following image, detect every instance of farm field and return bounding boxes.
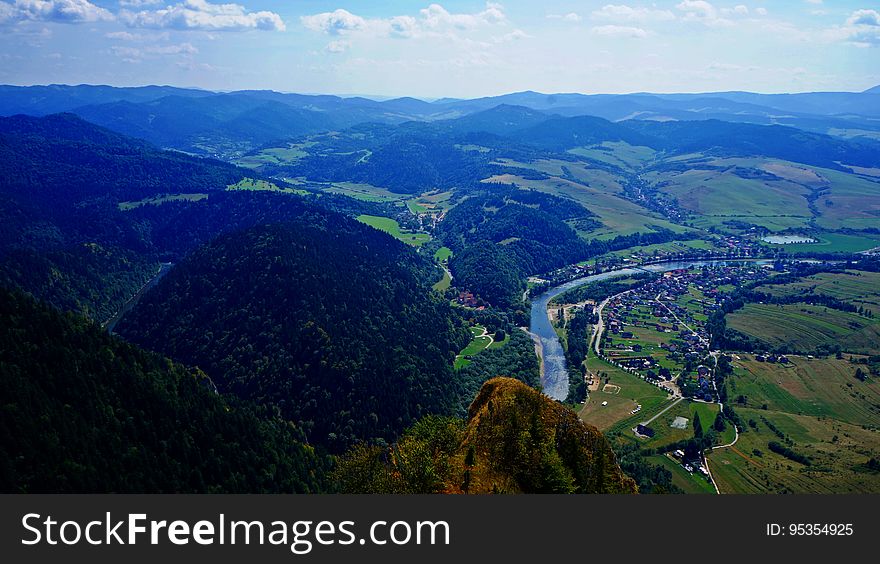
[765,232,880,254]
[726,302,880,355]
[233,142,314,169]
[481,172,687,239]
[324,182,407,202]
[356,215,431,247]
[568,142,658,171]
[755,270,880,315]
[726,355,880,427]
[579,355,671,432]
[633,400,733,450]
[707,407,880,494]
[227,178,308,194]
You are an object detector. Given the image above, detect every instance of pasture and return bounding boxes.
[356,215,431,247]
[726,302,880,355]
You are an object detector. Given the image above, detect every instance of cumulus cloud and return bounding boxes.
[591,24,648,38]
[546,12,581,22]
[301,2,507,41]
[0,0,113,23]
[676,0,732,27]
[121,0,286,32]
[591,4,675,23]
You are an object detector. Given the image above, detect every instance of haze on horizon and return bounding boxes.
[0,0,878,98]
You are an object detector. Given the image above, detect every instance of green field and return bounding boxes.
[481,168,688,239]
[454,325,493,370]
[766,232,880,254]
[568,142,657,171]
[434,246,453,262]
[707,407,880,493]
[433,268,451,292]
[727,355,880,427]
[118,193,208,210]
[356,215,431,247]
[646,454,717,494]
[579,355,671,433]
[227,178,308,194]
[755,270,880,315]
[234,142,314,169]
[727,303,880,355]
[324,182,407,202]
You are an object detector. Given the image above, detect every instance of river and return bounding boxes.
[103,262,173,333]
[529,259,773,400]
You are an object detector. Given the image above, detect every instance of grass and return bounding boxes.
[579,355,671,432]
[454,325,492,370]
[118,193,208,210]
[767,233,880,254]
[567,142,657,171]
[356,215,431,247]
[726,303,880,355]
[227,178,308,195]
[707,407,880,493]
[433,268,451,292]
[755,270,880,315]
[480,169,688,239]
[434,246,453,262]
[646,454,717,494]
[726,354,880,427]
[324,182,407,203]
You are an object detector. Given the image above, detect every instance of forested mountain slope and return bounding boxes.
[0,288,328,493]
[117,221,470,452]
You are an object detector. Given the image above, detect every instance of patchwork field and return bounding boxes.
[707,407,880,494]
[755,270,880,315]
[726,303,880,355]
[727,355,880,427]
[568,142,658,171]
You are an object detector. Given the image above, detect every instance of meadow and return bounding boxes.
[356,215,432,247]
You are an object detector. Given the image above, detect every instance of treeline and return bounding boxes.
[0,287,329,493]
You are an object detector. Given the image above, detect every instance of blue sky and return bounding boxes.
[0,1,878,97]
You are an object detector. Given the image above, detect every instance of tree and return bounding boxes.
[713,412,727,433]
[693,412,704,439]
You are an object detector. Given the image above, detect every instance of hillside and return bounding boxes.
[0,113,247,321]
[334,378,637,494]
[117,221,470,452]
[0,287,328,493]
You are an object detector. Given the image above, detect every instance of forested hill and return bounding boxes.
[0,113,250,321]
[117,221,471,452]
[0,287,329,493]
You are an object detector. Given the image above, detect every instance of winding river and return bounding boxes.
[529,259,773,400]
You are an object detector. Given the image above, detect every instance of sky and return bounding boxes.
[0,0,878,98]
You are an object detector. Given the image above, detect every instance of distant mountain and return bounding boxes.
[509,113,650,150]
[444,104,554,135]
[73,94,338,155]
[0,84,211,116]
[864,85,880,94]
[117,221,470,452]
[0,287,328,493]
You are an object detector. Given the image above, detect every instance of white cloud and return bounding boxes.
[720,5,748,17]
[675,0,732,27]
[547,12,581,23]
[112,41,197,62]
[301,2,507,41]
[591,4,675,23]
[495,28,530,42]
[823,9,880,47]
[326,39,349,53]
[121,0,286,32]
[0,0,113,23]
[805,0,822,4]
[301,9,366,35]
[118,0,160,6]
[756,7,767,16]
[591,24,648,38]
